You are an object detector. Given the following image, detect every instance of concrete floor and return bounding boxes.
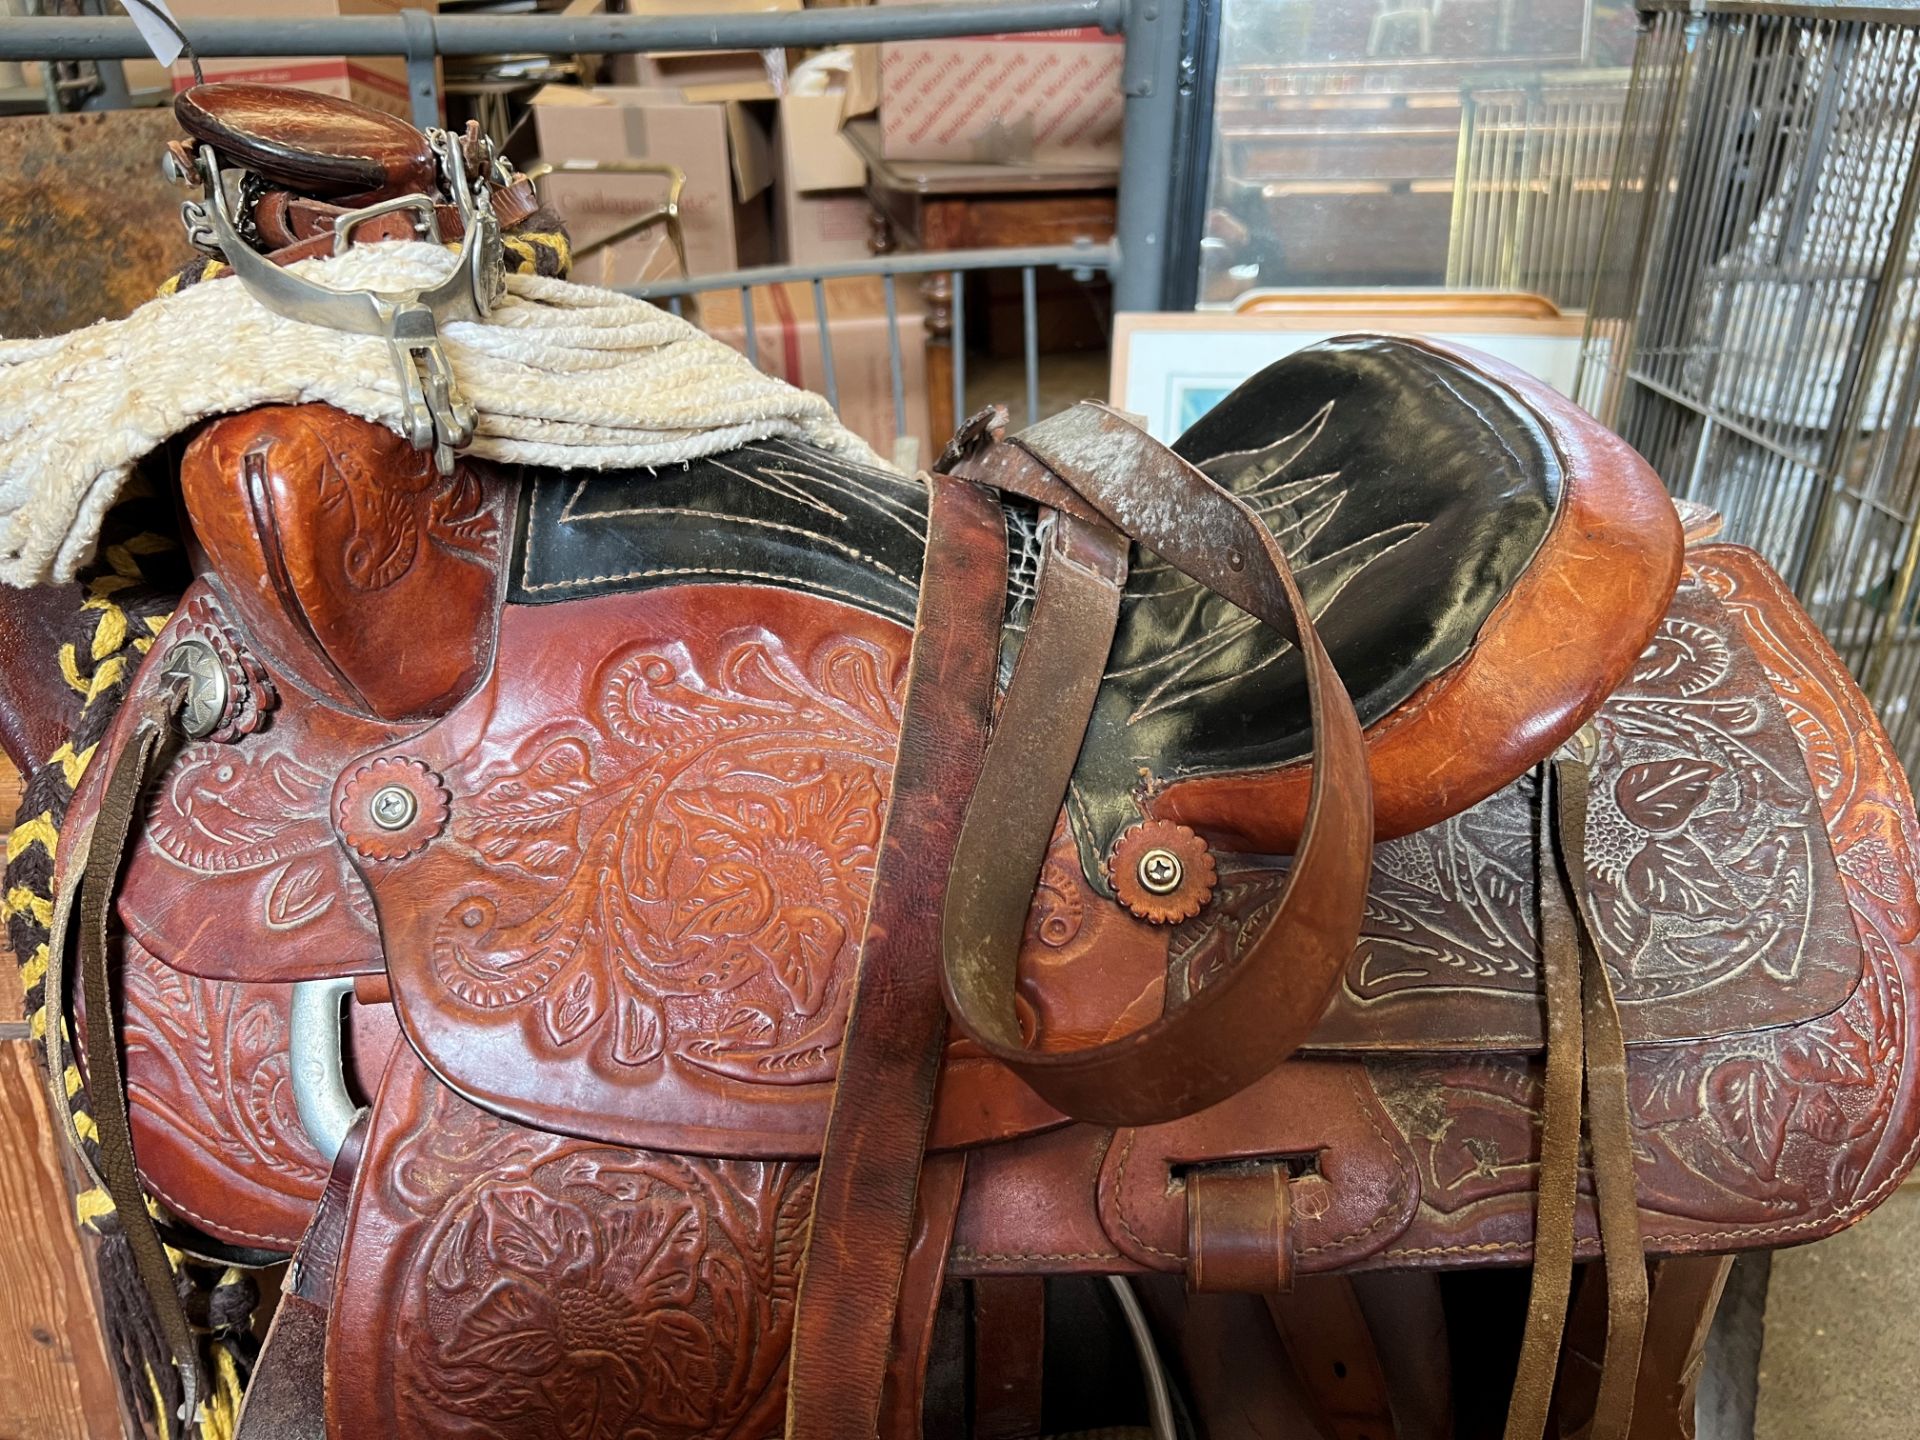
[1751,1183,1920,1439]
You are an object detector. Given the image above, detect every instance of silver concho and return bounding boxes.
[161,639,231,740]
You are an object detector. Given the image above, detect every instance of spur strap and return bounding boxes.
[251,179,542,266]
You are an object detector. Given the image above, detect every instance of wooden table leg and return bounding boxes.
[1629,1255,1735,1440]
[922,270,956,447]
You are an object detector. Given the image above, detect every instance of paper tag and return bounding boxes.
[122,0,187,68]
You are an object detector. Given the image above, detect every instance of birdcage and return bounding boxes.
[1577,0,1920,766]
[1446,68,1632,308]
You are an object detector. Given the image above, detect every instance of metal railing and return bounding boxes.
[0,0,1179,311]
[628,244,1114,448]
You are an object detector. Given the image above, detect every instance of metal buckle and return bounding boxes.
[332,192,443,255]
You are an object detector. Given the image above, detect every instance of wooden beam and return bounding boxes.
[0,759,123,1438]
[0,1040,124,1440]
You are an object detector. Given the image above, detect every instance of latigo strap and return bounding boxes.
[790,402,1376,1437]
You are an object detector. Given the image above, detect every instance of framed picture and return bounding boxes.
[1110,308,1588,442]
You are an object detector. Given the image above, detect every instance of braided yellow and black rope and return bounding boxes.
[157,224,574,296]
[5,224,572,1439]
[1,473,256,1440]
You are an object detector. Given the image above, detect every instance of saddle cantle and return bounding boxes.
[29,80,1920,1440]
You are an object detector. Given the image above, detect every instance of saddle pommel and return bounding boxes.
[179,404,509,722]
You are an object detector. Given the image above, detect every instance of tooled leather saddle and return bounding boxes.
[26,83,1920,1440]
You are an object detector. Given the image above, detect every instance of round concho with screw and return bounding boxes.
[1108,819,1217,924]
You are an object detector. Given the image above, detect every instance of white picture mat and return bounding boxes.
[1110,312,1587,443]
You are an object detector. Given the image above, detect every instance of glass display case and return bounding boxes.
[1195,0,1640,308]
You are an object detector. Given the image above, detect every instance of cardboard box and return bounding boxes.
[612,0,797,91]
[701,277,930,469]
[165,0,432,121]
[775,90,872,266]
[869,16,1125,166]
[530,84,775,281]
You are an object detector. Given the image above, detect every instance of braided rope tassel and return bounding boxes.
[3,478,251,1440]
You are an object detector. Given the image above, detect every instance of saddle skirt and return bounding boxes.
[54,336,1920,1438]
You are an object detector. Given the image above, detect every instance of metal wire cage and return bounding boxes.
[1577,0,1920,765]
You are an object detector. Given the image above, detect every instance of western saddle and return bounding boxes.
[13,81,1920,1440]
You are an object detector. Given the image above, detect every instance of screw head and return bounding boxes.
[369,785,418,831]
[1137,847,1184,895]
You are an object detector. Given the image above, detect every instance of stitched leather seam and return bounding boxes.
[541,505,920,589]
[1297,1067,1411,1258]
[1108,1130,1182,1262]
[516,469,546,590]
[144,1171,300,1248]
[517,563,917,624]
[951,1246,1123,1264]
[1384,1240,1526,1258]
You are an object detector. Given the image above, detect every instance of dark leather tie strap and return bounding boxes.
[233,1112,369,1440]
[1558,753,1648,1440]
[785,474,1009,1440]
[1503,767,1585,1440]
[943,403,1375,1124]
[73,688,206,1429]
[1504,746,1648,1440]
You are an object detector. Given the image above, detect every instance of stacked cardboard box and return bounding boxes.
[612,0,797,90]
[864,3,1125,167]
[165,0,434,120]
[775,89,872,265]
[530,83,776,281]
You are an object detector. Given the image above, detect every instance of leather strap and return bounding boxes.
[1267,1277,1399,1440]
[973,1277,1047,1440]
[1504,748,1650,1440]
[785,474,1008,1440]
[1504,763,1586,1440]
[881,1152,970,1438]
[795,404,1373,1435]
[232,1112,368,1440]
[74,687,205,1428]
[251,179,542,266]
[1558,755,1649,1440]
[943,403,1374,1124]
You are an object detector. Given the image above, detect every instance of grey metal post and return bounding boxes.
[1111,0,1184,312]
[400,6,439,131]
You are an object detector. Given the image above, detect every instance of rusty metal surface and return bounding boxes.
[0,108,186,337]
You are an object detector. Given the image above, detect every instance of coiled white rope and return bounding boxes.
[0,241,879,586]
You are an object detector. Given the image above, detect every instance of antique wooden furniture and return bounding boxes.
[4,83,1919,1440]
[847,119,1116,441]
